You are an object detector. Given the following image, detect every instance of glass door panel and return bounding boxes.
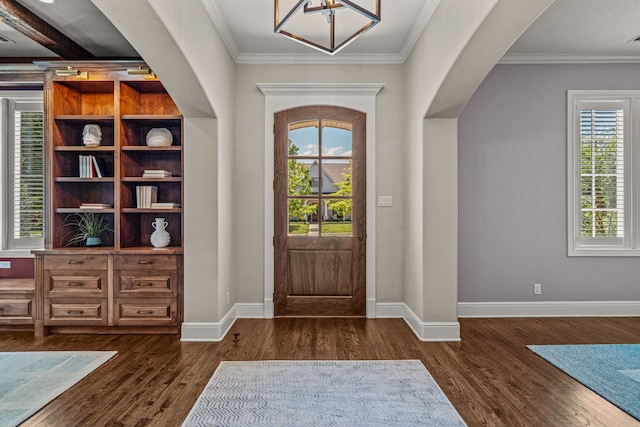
[286,119,353,237]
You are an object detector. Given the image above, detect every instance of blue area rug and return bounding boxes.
[528,344,640,420]
[0,351,117,427]
[182,359,467,427]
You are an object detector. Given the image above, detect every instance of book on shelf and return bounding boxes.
[142,169,172,178]
[136,185,158,208]
[150,202,180,209]
[79,203,112,209]
[79,155,108,178]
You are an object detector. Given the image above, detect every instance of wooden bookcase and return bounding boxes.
[33,62,183,335]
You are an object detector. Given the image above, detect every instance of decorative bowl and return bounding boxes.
[146,128,173,147]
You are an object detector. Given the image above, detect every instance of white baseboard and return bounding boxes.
[401,304,461,342]
[458,301,640,318]
[181,301,462,342]
[181,305,238,342]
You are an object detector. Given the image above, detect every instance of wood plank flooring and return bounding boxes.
[1,317,639,426]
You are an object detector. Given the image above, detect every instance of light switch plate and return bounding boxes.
[378,195,393,207]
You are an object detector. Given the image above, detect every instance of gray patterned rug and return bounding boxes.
[182,360,467,426]
[0,351,117,427]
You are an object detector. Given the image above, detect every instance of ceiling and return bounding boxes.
[2,0,640,64]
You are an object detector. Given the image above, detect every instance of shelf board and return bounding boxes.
[55,177,115,183]
[56,208,115,214]
[121,177,181,182]
[54,146,115,152]
[121,208,182,214]
[54,115,115,122]
[121,146,181,151]
[121,114,182,122]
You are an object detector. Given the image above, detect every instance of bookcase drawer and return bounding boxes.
[44,255,108,270]
[44,271,107,298]
[0,298,33,320]
[115,271,176,297]
[115,299,176,326]
[113,254,177,270]
[45,301,107,326]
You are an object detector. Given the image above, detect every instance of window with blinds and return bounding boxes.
[579,108,625,241]
[567,92,639,255]
[5,98,44,250]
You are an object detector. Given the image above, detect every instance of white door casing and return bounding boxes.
[258,83,384,318]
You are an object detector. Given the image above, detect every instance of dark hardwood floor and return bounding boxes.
[2,317,639,426]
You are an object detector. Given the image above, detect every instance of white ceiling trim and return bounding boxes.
[500,53,640,64]
[236,52,403,65]
[202,0,240,61]
[399,0,441,62]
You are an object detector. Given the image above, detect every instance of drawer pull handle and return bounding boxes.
[0,307,5,312]
[67,260,85,265]
[67,310,85,315]
[137,260,153,265]
[67,281,85,287]
[136,282,154,287]
[137,310,153,315]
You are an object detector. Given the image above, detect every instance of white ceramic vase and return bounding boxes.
[150,217,170,248]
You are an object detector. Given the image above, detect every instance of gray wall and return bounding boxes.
[459,63,640,302]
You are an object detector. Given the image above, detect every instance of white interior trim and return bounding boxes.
[458,301,640,317]
[182,302,461,342]
[258,83,383,319]
[499,53,640,65]
[182,300,640,342]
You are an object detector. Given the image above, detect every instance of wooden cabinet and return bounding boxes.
[0,279,35,328]
[33,61,183,335]
[34,249,182,335]
[113,254,180,327]
[42,254,108,327]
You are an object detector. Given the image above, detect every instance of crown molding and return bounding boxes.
[202,0,240,62]
[236,52,403,65]
[400,0,441,62]
[500,53,640,64]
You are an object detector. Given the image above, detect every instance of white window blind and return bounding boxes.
[579,107,625,243]
[7,99,44,249]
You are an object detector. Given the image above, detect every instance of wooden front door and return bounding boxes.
[274,105,366,317]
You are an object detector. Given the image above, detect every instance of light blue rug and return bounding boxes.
[0,351,117,427]
[528,344,640,420]
[182,360,467,427]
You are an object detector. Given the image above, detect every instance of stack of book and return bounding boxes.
[142,169,172,178]
[136,186,158,208]
[79,155,108,178]
[150,202,181,209]
[79,203,111,209]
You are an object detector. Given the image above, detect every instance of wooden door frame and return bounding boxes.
[258,83,384,318]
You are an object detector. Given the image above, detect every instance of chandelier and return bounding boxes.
[274,0,381,55]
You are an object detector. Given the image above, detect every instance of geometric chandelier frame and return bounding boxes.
[274,0,381,55]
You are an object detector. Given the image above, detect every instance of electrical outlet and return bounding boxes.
[0,261,10,269]
[534,283,542,295]
[226,291,230,305]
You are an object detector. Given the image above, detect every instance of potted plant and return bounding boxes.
[64,212,112,246]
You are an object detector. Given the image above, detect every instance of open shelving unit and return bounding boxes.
[33,62,184,336]
[45,68,183,249]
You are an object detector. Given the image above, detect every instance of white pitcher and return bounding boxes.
[150,217,170,248]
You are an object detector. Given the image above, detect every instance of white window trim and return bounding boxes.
[0,91,44,256]
[568,90,640,256]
